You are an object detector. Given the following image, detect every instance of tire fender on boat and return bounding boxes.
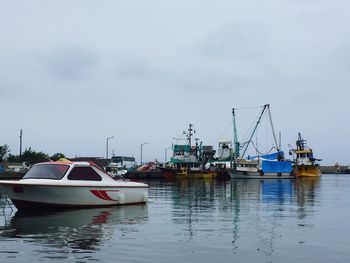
[259,171,264,176]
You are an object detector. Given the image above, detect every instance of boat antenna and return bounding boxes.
[187,123,194,147]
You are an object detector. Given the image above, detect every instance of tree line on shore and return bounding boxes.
[0,144,65,164]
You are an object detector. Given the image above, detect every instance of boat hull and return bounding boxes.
[160,168,218,179]
[295,165,321,177]
[228,170,295,179]
[182,170,218,179]
[0,182,148,210]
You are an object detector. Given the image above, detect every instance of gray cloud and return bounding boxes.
[43,47,98,81]
[192,22,269,62]
[1,0,350,164]
[114,59,157,80]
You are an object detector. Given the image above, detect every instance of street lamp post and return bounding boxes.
[140,142,147,166]
[106,136,114,166]
[19,129,23,158]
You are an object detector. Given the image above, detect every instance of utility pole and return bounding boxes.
[19,129,23,157]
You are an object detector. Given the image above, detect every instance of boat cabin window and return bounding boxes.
[23,164,70,180]
[67,167,102,181]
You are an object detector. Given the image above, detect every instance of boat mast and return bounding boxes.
[279,131,281,150]
[296,132,306,151]
[232,108,240,158]
[241,104,268,158]
[187,123,194,147]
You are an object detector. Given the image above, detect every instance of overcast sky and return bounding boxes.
[1,0,350,165]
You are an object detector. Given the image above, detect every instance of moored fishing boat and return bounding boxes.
[160,124,218,179]
[291,133,321,177]
[228,104,295,179]
[229,152,294,179]
[0,160,148,210]
[206,141,233,177]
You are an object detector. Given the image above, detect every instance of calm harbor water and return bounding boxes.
[1,174,350,263]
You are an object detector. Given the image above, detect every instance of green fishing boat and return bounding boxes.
[161,124,217,179]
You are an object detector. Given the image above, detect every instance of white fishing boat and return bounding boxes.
[228,105,294,179]
[229,155,294,179]
[0,160,148,210]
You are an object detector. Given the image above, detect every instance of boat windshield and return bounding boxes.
[23,164,70,180]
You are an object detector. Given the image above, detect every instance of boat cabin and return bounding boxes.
[294,149,315,166]
[22,161,115,183]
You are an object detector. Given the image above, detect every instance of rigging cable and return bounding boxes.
[267,107,279,150]
[250,140,278,155]
[234,105,264,110]
[235,105,265,145]
[240,110,262,149]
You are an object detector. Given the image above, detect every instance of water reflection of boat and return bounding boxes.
[229,179,295,256]
[295,177,320,219]
[150,177,320,258]
[261,179,293,203]
[227,179,284,255]
[1,205,148,251]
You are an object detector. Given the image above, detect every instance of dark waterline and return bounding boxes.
[1,175,350,263]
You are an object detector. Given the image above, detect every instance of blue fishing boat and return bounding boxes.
[228,104,294,179]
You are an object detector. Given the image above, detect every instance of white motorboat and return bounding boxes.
[0,161,148,210]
